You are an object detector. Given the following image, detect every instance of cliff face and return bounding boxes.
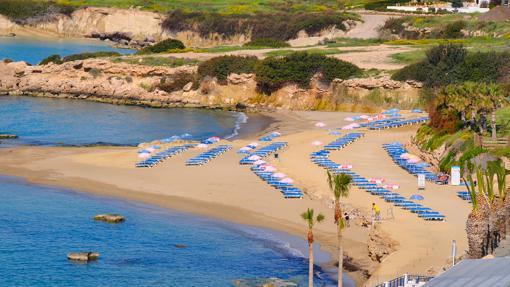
[0,7,356,47]
[0,59,421,111]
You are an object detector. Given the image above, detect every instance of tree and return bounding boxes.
[451,0,464,8]
[301,208,325,287]
[327,171,352,287]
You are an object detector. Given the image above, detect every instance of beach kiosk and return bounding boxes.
[418,174,425,190]
[451,166,461,186]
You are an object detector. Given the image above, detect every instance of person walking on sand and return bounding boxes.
[372,203,381,223]
[344,212,350,227]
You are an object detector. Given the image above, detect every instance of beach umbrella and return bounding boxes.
[341,125,354,130]
[248,155,261,161]
[351,123,360,128]
[410,194,424,200]
[271,132,282,136]
[329,131,341,136]
[145,147,156,152]
[312,140,323,146]
[340,164,352,169]
[254,160,266,165]
[138,152,151,158]
[273,172,286,178]
[249,142,259,147]
[239,147,251,152]
[315,122,326,128]
[280,178,294,183]
[344,117,354,122]
[197,143,209,149]
[407,157,421,163]
[264,166,277,172]
[400,153,411,159]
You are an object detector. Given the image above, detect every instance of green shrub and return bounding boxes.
[243,38,290,48]
[157,72,199,93]
[255,52,361,94]
[39,54,62,65]
[442,20,466,39]
[162,10,357,41]
[197,55,258,84]
[62,51,121,62]
[138,39,186,54]
[0,0,75,23]
[392,44,510,88]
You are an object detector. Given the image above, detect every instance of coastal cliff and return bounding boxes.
[0,59,421,112]
[0,7,357,47]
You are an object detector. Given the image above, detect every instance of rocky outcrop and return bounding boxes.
[67,252,100,262]
[0,134,17,139]
[94,214,125,223]
[0,59,421,112]
[367,226,398,263]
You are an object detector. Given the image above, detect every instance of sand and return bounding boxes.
[0,110,470,286]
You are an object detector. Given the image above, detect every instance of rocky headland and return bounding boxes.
[0,58,421,112]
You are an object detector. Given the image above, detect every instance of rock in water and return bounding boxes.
[174,244,187,249]
[94,214,125,223]
[67,252,100,262]
[0,134,17,139]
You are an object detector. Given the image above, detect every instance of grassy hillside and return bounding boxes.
[35,0,344,14]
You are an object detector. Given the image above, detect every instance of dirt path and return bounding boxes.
[345,12,394,39]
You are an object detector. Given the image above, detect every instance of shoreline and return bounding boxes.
[0,157,360,285]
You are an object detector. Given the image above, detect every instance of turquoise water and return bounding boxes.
[0,36,133,64]
[0,96,243,146]
[0,175,335,286]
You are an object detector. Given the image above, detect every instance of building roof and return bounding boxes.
[424,257,510,287]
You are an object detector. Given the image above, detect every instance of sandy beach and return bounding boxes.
[0,110,470,286]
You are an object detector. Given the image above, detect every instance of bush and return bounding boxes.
[451,0,464,8]
[392,44,510,88]
[197,56,258,84]
[442,20,466,39]
[162,10,356,41]
[157,72,199,93]
[39,54,62,65]
[255,52,361,94]
[392,44,466,87]
[62,51,121,62]
[243,38,290,48]
[138,39,186,54]
[0,0,75,23]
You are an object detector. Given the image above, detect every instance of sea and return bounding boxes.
[0,38,351,287]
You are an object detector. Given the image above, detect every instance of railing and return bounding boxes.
[374,274,433,287]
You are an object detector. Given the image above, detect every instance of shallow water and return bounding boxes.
[0,175,336,286]
[0,36,133,64]
[0,96,243,146]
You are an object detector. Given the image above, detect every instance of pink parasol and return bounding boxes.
[280,178,294,183]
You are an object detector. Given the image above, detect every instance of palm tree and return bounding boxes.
[327,171,352,287]
[301,208,325,287]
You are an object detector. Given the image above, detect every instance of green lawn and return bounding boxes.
[45,0,343,13]
[497,106,510,136]
[326,37,384,47]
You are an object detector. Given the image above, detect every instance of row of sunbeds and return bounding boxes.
[186,145,232,166]
[259,132,281,142]
[368,116,429,130]
[457,191,472,202]
[239,142,287,164]
[324,133,365,150]
[250,165,304,199]
[136,144,195,168]
[310,137,445,221]
[383,143,439,182]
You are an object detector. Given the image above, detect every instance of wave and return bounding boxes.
[224,112,248,140]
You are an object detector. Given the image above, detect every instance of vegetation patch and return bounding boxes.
[392,44,510,88]
[197,55,258,84]
[264,48,345,57]
[162,10,358,41]
[111,56,198,67]
[137,39,186,54]
[0,0,75,23]
[243,38,290,48]
[255,51,361,94]
[325,37,384,47]
[39,51,121,65]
